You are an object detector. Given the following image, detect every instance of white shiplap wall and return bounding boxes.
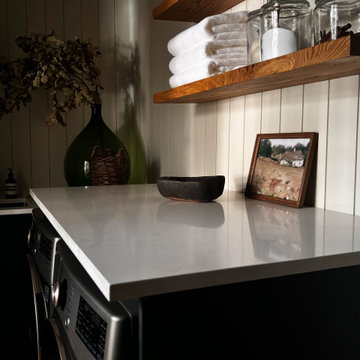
[1,0,360,217]
[0,0,149,196]
[148,0,360,216]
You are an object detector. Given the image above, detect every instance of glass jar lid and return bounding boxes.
[261,0,310,11]
[248,8,262,20]
[315,0,360,8]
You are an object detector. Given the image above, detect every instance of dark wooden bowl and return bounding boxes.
[156,176,225,202]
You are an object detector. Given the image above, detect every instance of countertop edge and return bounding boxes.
[30,188,112,300]
[109,251,360,301]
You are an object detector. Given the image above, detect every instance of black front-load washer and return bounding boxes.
[27,208,67,359]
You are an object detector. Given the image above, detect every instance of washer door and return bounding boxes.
[27,255,67,360]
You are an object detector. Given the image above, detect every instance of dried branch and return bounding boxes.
[0,31,102,125]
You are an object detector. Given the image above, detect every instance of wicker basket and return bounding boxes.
[90,146,128,185]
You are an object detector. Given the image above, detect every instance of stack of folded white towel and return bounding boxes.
[167,12,248,88]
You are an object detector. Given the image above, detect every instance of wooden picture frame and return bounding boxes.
[245,132,318,208]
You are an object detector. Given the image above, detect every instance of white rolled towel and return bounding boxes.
[168,11,248,56]
[169,40,247,74]
[169,59,247,88]
[215,46,249,54]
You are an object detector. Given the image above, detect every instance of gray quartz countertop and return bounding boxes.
[30,184,360,301]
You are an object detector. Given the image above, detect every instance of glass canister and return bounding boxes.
[260,0,312,61]
[313,0,360,44]
[247,9,262,64]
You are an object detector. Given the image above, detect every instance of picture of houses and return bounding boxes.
[250,138,310,202]
[279,150,305,168]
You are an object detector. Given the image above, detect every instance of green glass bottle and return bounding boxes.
[64,104,130,186]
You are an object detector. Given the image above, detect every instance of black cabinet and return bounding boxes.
[0,214,37,359]
[142,265,360,360]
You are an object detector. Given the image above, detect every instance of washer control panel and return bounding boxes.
[75,296,107,360]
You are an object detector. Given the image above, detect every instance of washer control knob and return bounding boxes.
[52,279,67,310]
[52,281,60,308]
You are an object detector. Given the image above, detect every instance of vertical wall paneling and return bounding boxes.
[303,81,329,209]
[26,0,45,33]
[246,0,264,12]
[81,0,99,122]
[63,0,84,146]
[192,104,206,176]
[169,104,186,176]
[45,0,64,38]
[149,8,167,179]
[167,105,177,175]
[167,22,193,178]
[148,4,191,178]
[179,105,192,176]
[159,105,171,176]
[216,100,230,187]
[27,0,50,189]
[280,86,304,132]
[204,102,218,175]
[46,0,67,187]
[243,93,262,191]
[99,0,117,132]
[171,103,194,177]
[326,76,359,214]
[81,0,99,46]
[7,0,31,197]
[139,1,153,182]
[214,4,232,186]
[115,0,134,181]
[114,0,130,141]
[0,0,12,196]
[261,90,281,133]
[136,1,150,177]
[229,97,245,192]
[148,12,165,181]
[185,104,196,177]
[355,84,360,216]
[130,0,156,183]
[147,104,162,181]
[231,0,247,12]
[0,0,8,72]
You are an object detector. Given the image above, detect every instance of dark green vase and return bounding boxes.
[64,104,130,186]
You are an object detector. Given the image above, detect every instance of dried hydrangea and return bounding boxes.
[0,31,102,125]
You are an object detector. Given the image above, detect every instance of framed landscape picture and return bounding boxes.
[245,132,318,208]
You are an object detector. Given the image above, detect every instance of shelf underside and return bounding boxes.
[153,0,244,22]
[153,35,360,104]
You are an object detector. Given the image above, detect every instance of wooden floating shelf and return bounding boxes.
[153,0,244,22]
[153,35,360,104]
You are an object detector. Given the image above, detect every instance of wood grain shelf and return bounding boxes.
[153,34,360,104]
[152,0,244,22]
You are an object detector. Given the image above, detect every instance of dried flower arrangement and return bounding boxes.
[0,31,102,125]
